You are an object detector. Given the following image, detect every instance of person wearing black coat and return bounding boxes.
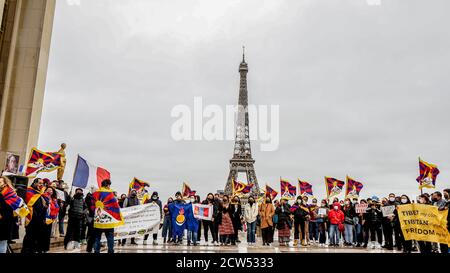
[395,194,412,253]
[64,188,87,249]
[202,193,218,245]
[275,199,292,246]
[22,179,48,253]
[0,178,15,253]
[84,192,95,253]
[363,200,383,249]
[230,196,243,244]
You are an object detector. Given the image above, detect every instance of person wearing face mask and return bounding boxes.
[186,195,200,246]
[42,186,59,253]
[394,194,412,253]
[308,198,319,245]
[381,193,398,250]
[230,196,243,245]
[327,202,344,247]
[292,196,309,247]
[417,194,433,253]
[316,199,329,247]
[302,196,310,245]
[63,188,86,250]
[244,196,259,246]
[259,196,275,246]
[118,194,127,208]
[201,193,219,246]
[161,197,173,244]
[142,191,163,245]
[121,189,141,246]
[364,197,383,249]
[21,178,47,253]
[342,198,356,247]
[275,197,292,246]
[217,195,235,245]
[194,195,202,242]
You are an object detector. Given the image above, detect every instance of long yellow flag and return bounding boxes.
[397,204,450,245]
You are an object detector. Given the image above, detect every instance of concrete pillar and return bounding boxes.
[0,0,56,170]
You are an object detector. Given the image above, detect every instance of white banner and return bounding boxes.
[381,205,395,217]
[192,204,213,221]
[102,203,161,241]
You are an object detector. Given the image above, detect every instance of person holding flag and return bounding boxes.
[0,176,29,253]
[91,179,124,254]
[21,178,47,253]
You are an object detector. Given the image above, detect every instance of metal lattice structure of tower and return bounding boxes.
[224,48,260,196]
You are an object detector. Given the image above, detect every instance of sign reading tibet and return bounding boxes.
[102,203,161,241]
[397,204,450,245]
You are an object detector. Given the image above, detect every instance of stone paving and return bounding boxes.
[50,237,402,253]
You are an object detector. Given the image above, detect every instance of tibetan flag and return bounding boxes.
[25,148,62,177]
[25,186,44,226]
[298,179,313,197]
[325,177,345,199]
[232,180,246,196]
[42,193,60,225]
[182,182,196,198]
[1,186,29,218]
[280,178,296,200]
[346,176,364,198]
[72,155,111,190]
[241,183,254,194]
[192,203,213,221]
[129,177,149,194]
[416,158,440,189]
[91,188,124,229]
[265,184,278,200]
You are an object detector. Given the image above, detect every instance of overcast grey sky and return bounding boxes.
[38,0,450,201]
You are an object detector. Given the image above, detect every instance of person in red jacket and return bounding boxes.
[328,202,344,247]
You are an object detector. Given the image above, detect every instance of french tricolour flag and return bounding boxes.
[72,155,110,190]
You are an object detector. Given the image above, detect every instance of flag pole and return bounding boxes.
[69,154,80,197]
[418,157,423,196]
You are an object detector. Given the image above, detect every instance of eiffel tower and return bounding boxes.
[224,48,260,196]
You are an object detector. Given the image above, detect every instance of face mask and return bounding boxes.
[297,200,301,204]
[401,198,408,204]
[334,206,338,210]
[152,196,158,200]
[321,203,326,206]
[389,197,395,202]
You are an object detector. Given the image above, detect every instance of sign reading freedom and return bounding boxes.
[102,203,161,241]
[397,204,450,245]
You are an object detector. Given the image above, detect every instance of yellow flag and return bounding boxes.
[397,204,450,245]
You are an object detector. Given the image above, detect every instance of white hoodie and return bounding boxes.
[244,202,259,223]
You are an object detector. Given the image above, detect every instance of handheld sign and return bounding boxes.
[381,205,395,217]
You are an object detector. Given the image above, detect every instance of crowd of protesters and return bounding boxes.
[0,176,449,254]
